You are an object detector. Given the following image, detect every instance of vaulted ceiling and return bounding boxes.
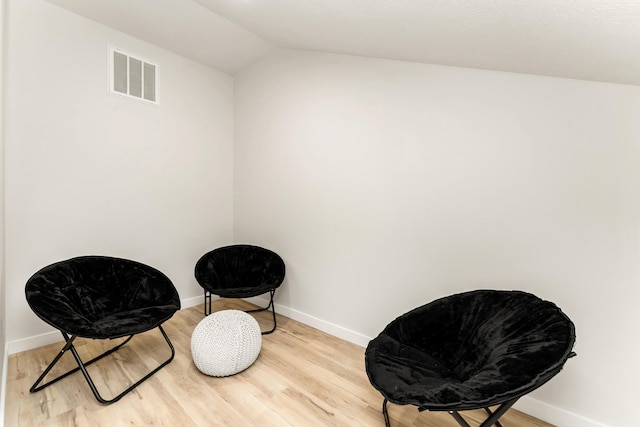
[45,0,640,85]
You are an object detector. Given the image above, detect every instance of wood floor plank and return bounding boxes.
[5,299,556,426]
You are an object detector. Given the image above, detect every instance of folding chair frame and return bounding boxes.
[30,325,175,404]
[381,397,520,427]
[203,289,278,335]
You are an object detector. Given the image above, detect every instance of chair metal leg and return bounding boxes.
[30,333,133,393]
[483,407,503,427]
[382,398,391,427]
[477,399,518,427]
[380,397,514,427]
[448,398,519,427]
[30,325,175,404]
[205,289,278,334]
[204,290,213,316]
[449,410,472,427]
[245,289,277,334]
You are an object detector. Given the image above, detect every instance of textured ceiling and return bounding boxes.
[45,0,640,85]
[43,0,273,74]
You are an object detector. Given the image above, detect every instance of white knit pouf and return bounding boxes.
[191,309,262,377]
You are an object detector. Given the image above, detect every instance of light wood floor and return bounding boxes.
[6,299,555,426]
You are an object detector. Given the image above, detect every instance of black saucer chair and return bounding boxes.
[365,290,576,427]
[194,244,286,334]
[25,256,181,404]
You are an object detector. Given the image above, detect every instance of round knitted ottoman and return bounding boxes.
[191,309,262,377]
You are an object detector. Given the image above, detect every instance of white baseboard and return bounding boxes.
[7,330,62,355]
[7,295,206,355]
[514,396,609,427]
[180,295,203,309]
[244,295,372,348]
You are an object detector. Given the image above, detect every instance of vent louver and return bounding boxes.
[109,46,158,104]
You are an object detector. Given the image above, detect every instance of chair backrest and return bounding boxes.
[389,290,574,374]
[194,244,285,294]
[25,256,180,338]
[367,289,576,410]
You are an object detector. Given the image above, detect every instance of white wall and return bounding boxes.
[0,0,7,421]
[235,50,640,427]
[4,0,235,346]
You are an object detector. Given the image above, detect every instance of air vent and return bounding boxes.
[109,46,158,104]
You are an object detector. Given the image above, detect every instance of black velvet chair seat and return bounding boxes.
[195,244,286,334]
[27,256,180,339]
[25,256,181,404]
[365,290,576,426]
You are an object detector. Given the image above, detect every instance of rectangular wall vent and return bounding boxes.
[109,46,158,104]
